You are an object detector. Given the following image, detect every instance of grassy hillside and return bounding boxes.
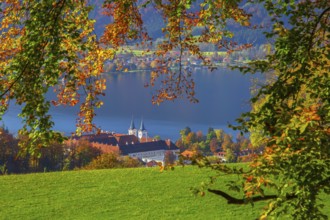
[0,166,329,219]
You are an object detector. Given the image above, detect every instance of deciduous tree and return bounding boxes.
[209,138,218,154]
[164,151,177,166]
[0,0,111,154]
[0,126,19,174]
[197,1,330,219]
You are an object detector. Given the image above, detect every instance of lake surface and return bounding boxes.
[2,68,252,141]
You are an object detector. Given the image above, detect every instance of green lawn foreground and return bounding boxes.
[0,166,329,220]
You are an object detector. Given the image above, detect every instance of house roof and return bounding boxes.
[119,140,179,155]
[139,137,154,143]
[69,134,179,156]
[70,133,137,146]
[91,136,118,146]
[114,134,139,146]
[82,134,118,146]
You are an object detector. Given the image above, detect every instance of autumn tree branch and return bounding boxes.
[0,0,67,100]
[207,189,296,204]
[308,6,330,56]
[208,177,329,205]
[0,64,27,99]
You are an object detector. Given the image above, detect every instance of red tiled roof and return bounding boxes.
[115,134,139,145]
[139,137,154,143]
[69,133,140,146]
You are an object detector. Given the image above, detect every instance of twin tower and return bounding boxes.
[128,118,148,140]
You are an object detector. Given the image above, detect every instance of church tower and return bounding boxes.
[128,117,137,136]
[138,119,148,140]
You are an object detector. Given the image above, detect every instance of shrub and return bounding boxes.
[84,152,143,170]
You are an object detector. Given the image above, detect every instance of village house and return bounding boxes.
[119,139,179,164]
[68,119,179,165]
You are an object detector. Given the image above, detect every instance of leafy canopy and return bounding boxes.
[197,0,329,219]
[0,0,250,152]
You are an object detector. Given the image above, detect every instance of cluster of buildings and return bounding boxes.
[69,119,179,165]
[104,51,229,73]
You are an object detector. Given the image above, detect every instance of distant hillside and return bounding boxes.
[140,1,272,44]
[90,1,272,45]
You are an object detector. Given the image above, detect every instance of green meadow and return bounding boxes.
[0,166,329,220]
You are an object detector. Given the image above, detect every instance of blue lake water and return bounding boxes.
[2,68,252,141]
